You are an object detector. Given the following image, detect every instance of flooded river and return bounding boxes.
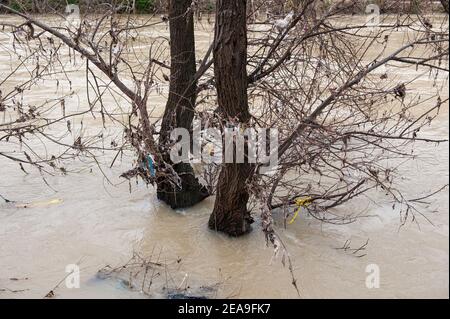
[0,14,448,299]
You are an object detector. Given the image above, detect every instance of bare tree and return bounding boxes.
[207,0,254,236]
[0,3,183,195]
[157,0,209,208]
[203,0,449,239]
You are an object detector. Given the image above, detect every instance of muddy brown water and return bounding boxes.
[0,15,448,298]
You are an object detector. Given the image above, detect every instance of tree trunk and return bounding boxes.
[441,0,449,13]
[208,0,254,236]
[157,0,209,209]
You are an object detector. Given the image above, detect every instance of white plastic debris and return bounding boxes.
[112,44,120,56]
[65,4,81,30]
[274,11,294,32]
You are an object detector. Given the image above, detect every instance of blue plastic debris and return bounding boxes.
[146,154,156,177]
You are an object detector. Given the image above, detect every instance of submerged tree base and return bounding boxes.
[208,209,254,237]
[157,163,209,209]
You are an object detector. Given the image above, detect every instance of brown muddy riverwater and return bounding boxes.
[0,15,448,299]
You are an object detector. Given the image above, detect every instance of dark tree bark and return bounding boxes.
[208,0,254,236]
[157,0,209,209]
[441,0,449,13]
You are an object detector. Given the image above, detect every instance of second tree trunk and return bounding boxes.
[208,0,254,236]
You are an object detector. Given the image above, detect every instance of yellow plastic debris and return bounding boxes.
[15,198,63,209]
[288,197,313,225]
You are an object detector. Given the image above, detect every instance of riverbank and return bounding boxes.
[0,0,448,15]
